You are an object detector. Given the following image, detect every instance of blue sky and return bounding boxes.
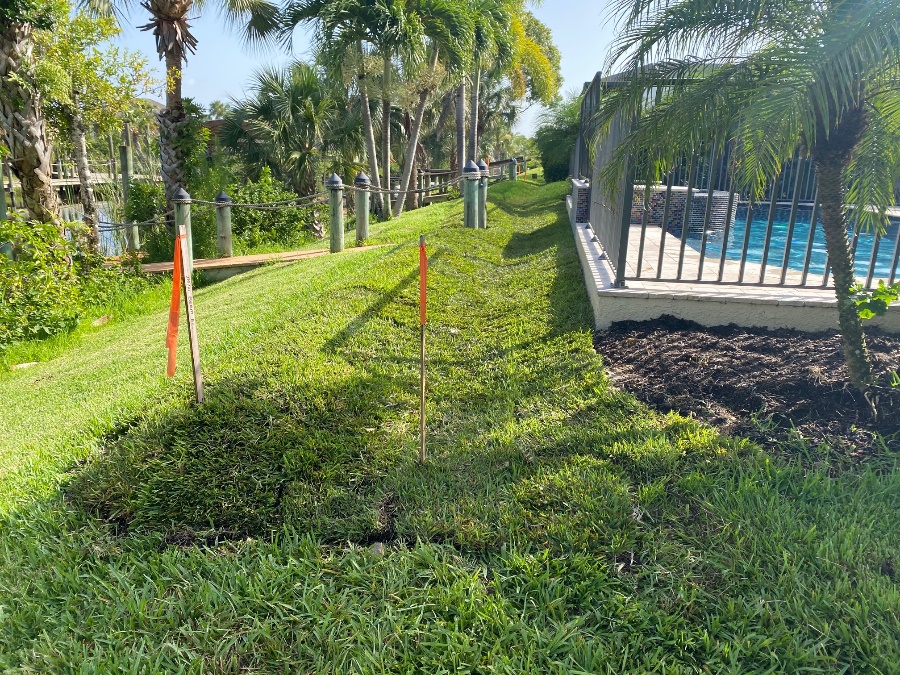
[115,0,618,135]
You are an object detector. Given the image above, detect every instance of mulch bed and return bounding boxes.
[594,316,900,456]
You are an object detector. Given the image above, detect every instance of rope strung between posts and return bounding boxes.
[188,192,327,210]
[97,210,175,231]
[347,175,465,197]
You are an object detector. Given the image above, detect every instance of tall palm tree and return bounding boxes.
[392,0,471,217]
[595,0,900,390]
[1,2,60,223]
[467,0,512,162]
[83,0,279,209]
[281,0,417,216]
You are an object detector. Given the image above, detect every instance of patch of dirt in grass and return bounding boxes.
[594,316,900,456]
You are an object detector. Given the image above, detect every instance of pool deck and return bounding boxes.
[567,196,900,333]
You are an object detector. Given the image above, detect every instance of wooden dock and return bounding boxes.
[139,245,382,281]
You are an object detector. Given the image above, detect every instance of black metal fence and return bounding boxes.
[572,73,900,290]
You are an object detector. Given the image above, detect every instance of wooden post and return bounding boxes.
[327,173,344,253]
[108,134,116,177]
[477,160,488,229]
[120,140,138,251]
[508,158,517,182]
[214,191,233,257]
[0,177,6,222]
[5,160,14,209]
[463,160,480,228]
[174,187,193,276]
[178,224,204,404]
[354,172,370,244]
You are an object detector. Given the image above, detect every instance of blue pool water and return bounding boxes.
[685,204,900,282]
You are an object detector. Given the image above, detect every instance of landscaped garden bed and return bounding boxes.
[595,315,900,456]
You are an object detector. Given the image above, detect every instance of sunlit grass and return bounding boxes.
[0,178,898,671]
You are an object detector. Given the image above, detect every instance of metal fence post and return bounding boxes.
[477,159,488,229]
[215,191,233,257]
[0,178,7,222]
[174,187,193,276]
[463,160,480,228]
[327,173,344,253]
[354,172,370,244]
[508,158,517,182]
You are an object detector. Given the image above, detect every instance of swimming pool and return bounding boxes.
[683,204,900,282]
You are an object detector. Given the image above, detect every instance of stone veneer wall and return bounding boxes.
[631,185,737,234]
[572,179,591,224]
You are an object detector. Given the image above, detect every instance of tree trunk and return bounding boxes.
[158,49,187,210]
[381,53,392,219]
[810,106,872,390]
[468,62,480,162]
[456,80,466,175]
[394,50,438,218]
[68,92,100,248]
[0,22,60,224]
[357,42,384,216]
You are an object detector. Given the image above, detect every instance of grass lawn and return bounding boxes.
[1,179,898,672]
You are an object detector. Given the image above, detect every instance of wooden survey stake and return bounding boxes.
[419,235,427,463]
[179,225,204,404]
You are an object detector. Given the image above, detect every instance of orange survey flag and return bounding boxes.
[419,235,427,325]
[166,234,184,377]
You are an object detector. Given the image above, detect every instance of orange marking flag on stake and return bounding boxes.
[419,235,427,325]
[166,234,184,377]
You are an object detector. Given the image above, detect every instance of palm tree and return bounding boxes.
[392,0,471,217]
[595,0,900,390]
[281,0,417,217]
[82,0,279,209]
[467,0,512,162]
[1,3,60,223]
[222,61,345,196]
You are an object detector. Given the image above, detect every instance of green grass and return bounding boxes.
[1,180,898,672]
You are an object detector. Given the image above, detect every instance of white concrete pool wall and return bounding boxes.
[566,191,900,335]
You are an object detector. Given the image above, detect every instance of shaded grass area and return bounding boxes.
[1,180,898,671]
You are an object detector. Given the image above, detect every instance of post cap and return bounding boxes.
[326,173,343,188]
[215,190,231,204]
[354,172,370,185]
[463,160,480,175]
[476,160,488,171]
[173,187,191,202]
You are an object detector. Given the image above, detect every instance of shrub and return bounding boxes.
[125,180,170,263]
[535,93,582,183]
[0,216,80,345]
[0,215,152,348]
[228,168,324,249]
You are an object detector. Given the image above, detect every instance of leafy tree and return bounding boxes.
[35,10,156,244]
[595,0,900,390]
[535,92,581,182]
[0,0,61,223]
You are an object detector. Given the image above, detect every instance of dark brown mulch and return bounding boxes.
[594,316,900,456]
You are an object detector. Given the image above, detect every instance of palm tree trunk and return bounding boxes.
[357,42,384,215]
[158,49,187,207]
[68,94,100,249]
[814,158,872,389]
[456,80,466,175]
[0,22,60,224]
[394,50,439,217]
[468,61,480,162]
[381,53,392,218]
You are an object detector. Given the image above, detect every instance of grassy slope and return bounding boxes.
[1,180,898,672]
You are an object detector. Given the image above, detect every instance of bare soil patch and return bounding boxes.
[594,316,900,456]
